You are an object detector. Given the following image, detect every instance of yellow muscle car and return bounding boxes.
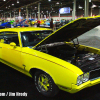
[0,16,100,97]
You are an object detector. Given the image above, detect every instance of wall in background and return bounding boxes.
[51,8,100,21]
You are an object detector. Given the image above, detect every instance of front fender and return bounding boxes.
[28,63,78,89]
[21,48,83,89]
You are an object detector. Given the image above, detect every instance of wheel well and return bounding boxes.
[29,68,58,89]
[29,68,54,81]
[29,68,44,78]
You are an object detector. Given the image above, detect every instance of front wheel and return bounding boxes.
[34,71,59,97]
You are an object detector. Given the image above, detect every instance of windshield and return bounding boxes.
[21,30,53,47]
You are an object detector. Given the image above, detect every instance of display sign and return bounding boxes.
[59,7,70,14]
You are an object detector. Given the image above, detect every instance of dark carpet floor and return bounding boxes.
[0,62,100,100]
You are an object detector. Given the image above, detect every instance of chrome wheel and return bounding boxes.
[38,74,50,92]
[34,70,59,97]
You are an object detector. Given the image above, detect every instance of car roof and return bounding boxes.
[0,27,52,32]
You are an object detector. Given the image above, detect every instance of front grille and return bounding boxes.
[89,69,100,80]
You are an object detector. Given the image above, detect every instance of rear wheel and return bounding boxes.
[34,71,59,97]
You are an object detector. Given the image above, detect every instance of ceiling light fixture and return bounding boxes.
[89,0,91,2]
[48,0,51,1]
[92,4,97,8]
[79,5,83,9]
[56,2,59,4]
[12,4,14,6]
[3,0,6,1]
[17,0,19,3]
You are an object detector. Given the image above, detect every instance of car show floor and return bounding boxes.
[0,62,100,100]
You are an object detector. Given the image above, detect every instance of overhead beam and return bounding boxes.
[4,0,42,13]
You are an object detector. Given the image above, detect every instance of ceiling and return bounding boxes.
[0,0,100,17]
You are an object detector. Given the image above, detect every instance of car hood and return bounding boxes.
[34,16,100,48]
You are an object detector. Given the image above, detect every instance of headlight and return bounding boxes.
[77,72,89,86]
[83,72,89,82]
[77,75,83,86]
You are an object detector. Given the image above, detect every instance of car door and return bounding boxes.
[0,32,5,58]
[1,31,22,68]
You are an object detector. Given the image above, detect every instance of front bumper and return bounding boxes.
[58,78,100,93]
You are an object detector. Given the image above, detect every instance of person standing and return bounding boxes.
[37,20,40,27]
[50,18,54,30]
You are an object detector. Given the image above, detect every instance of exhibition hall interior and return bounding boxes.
[0,0,100,29]
[1,0,100,100]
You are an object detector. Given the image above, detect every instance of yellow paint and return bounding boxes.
[0,16,100,94]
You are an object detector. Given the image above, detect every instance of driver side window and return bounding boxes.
[3,32,19,46]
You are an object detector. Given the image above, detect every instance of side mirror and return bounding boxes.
[10,42,16,47]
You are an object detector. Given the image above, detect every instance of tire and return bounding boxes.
[34,70,59,97]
